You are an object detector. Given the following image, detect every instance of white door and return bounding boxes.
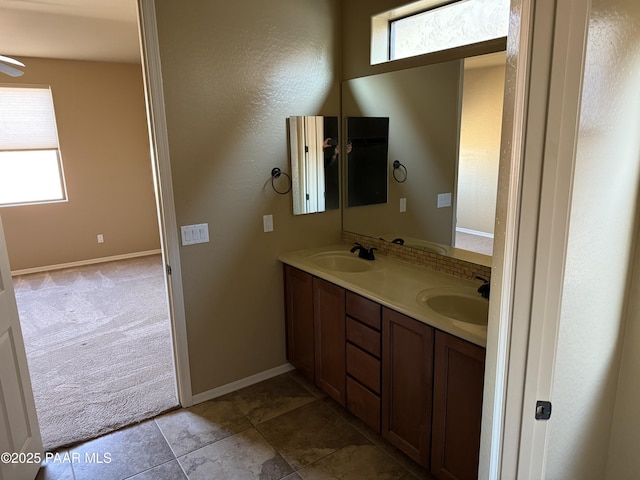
[0,214,42,480]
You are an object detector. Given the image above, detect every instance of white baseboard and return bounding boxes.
[456,227,495,239]
[191,363,296,405]
[11,249,162,276]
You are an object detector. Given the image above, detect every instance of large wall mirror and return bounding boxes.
[288,116,340,215]
[341,51,506,266]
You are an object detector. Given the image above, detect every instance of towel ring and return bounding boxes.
[392,160,408,183]
[271,167,292,195]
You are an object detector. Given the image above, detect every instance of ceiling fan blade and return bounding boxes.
[0,62,24,77]
[0,55,25,67]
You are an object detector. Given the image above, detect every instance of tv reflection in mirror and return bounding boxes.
[288,116,340,215]
[346,117,389,208]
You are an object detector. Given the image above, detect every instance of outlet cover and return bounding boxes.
[437,193,452,208]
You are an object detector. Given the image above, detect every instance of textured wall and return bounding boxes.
[154,0,342,395]
[545,0,640,477]
[2,58,160,271]
[457,62,505,234]
[603,0,640,475]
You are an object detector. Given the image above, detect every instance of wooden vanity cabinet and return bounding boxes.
[283,265,315,381]
[345,292,382,432]
[431,331,485,480]
[283,266,346,405]
[382,307,434,469]
[283,265,485,478]
[313,277,346,406]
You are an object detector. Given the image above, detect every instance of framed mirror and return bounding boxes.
[341,51,506,265]
[288,116,340,215]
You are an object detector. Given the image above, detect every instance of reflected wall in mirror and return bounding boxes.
[341,51,506,264]
[288,116,339,215]
[346,117,389,207]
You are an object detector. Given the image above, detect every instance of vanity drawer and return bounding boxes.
[347,376,381,433]
[346,292,381,331]
[347,317,381,358]
[346,343,381,394]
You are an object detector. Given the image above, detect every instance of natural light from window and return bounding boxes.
[389,0,510,61]
[0,85,66,207]
[0,150,64,205]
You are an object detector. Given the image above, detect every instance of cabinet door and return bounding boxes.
[283,265,315,381]
[382,308,434,469]
[313,277,346,406]
[431,331,485,480]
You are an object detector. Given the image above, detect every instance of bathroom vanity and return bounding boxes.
[280,245,486,480]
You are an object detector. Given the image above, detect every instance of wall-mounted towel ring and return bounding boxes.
[271,167,292,195]
[392,160,408,183]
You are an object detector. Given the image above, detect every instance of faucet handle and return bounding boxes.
[476,276,490,299]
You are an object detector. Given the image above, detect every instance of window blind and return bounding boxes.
[0,86,60,151]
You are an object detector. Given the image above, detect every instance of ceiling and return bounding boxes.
[0,0,141,64]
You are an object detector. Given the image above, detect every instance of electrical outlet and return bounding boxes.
[97,234,104,244]
[437,193,452,208]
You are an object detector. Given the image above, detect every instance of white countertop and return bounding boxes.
[279,244,487,347]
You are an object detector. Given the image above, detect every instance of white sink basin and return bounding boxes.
[309,251,375,273]
[416,287,488,325]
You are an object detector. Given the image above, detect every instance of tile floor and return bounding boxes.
[36,371,434,480]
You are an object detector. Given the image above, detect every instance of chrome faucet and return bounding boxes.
[476,276,490,299]
[350,243,376,260]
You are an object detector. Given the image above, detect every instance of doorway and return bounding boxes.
[0,19,181,452]
[455,51,507,257]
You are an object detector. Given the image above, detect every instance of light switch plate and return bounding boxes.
[437,193,452,208]
[400,198,407,213]
[181,223,209,246]
[263,214,274,232]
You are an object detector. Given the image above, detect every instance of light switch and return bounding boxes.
[437,193,452,208]
[181,223,210,246]
[400,198,407,213]
[263,214,274,232]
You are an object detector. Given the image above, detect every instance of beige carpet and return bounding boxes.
[13,255,178,451]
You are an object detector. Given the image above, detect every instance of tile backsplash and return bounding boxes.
[343,231,491,281]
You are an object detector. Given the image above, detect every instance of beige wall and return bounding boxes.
[457,62,505,234]
[2,58,159,271]
[154,0,342,395]
[603,0,640,476]
[341,61,462,246]
[544,0,640,477]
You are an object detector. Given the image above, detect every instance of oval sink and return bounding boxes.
[416,288,488,325]
[309,252,375,273]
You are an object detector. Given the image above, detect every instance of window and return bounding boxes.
[0,86,67,206]
[371,0,510,64]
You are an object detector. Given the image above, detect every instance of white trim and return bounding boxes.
[138,0,193,408]
[191,364,296,405]
[11,249,162,276]
[456,227,494,239]
[515,1,590,477]
[479,0,537,478]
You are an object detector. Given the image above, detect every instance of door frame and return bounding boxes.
[137,0,193,408]
[481,0,595,478]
